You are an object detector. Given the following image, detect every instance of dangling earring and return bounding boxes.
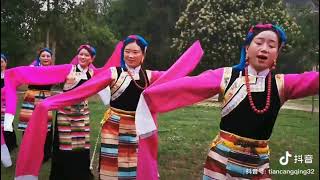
[271,60,277,70]
[245,55,249,66]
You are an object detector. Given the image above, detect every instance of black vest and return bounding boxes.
[220,68,281,140]
[110,67,150,111]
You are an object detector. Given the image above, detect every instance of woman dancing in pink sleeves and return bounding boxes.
[10,35,204,180]
[4,44,98,179]
[136,24,319,180]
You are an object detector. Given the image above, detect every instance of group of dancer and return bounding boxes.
[1,23,319,180]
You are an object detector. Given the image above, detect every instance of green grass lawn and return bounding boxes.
[1,99,319,180]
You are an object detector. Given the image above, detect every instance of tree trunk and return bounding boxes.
[46,0,50,48]
[46,28,50,48]
[52,40,56,65]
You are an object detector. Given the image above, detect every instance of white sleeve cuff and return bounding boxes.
[4,113,14,132]
[98,87,111,106]
[135,94,157,137]
[15,175,38,180]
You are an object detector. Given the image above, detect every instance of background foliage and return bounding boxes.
[1,0,318,73]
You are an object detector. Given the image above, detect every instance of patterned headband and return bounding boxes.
[246,24,287,48]
[233,23,287,71]
[126,35,149,47]
[77,44,96,57]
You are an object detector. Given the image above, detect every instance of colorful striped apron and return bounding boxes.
[203,130,271,180]
[100,107,138,180]
[18,89,52,131]
[56,100,90,151]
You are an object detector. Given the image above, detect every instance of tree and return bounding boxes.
[279,2,319,73]
[1,0,117,67]
[172,0,302,72]
[52,0,117,67]
[1,0,43,66]
[104,0,187,69]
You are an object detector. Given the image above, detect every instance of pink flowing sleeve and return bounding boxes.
[146,41,204,87]
[283,71,319,101]
[103,41,123,68]
[149,41,203,87]
[145,68,224,113]
[1,89,12,167]
[149,71,165,84]
[4,64,73,116]
[15,68,115,179]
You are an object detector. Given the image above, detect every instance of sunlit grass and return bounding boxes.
[2,97,319,180]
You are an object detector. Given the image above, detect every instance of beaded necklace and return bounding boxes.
[245,67,272,114]
[127,68,148,90]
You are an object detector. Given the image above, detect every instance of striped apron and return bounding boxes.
[100,107,138,180]
[203,130,271,180]
[56,100,90,151]
[18,89,52,131]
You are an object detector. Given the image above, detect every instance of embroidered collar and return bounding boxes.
[248,65,270,77]
[125,65,141,75]
[77,64,89,73]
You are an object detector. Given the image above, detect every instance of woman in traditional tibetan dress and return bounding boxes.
[134,24,319,180]
[12,35,204,180]
[18,48,54,162]
[3,44,98,179]
[49,45,97,180]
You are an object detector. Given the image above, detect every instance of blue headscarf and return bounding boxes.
[1,53,8,63]
[233,24,287,71]
[35,48,53,66]
[120,35,148,70]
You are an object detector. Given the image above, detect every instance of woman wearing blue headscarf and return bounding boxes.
[135,23,319,179]
[18,48,54,162]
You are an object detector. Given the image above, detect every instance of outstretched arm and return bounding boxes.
[3,64,72,131]
[145,68,224,113]
[41,68,114,110]
[284,71,319,101]
[15,68,114,179]
[149,41,203,87]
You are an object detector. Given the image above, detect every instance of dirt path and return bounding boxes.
[197,100,319,113]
